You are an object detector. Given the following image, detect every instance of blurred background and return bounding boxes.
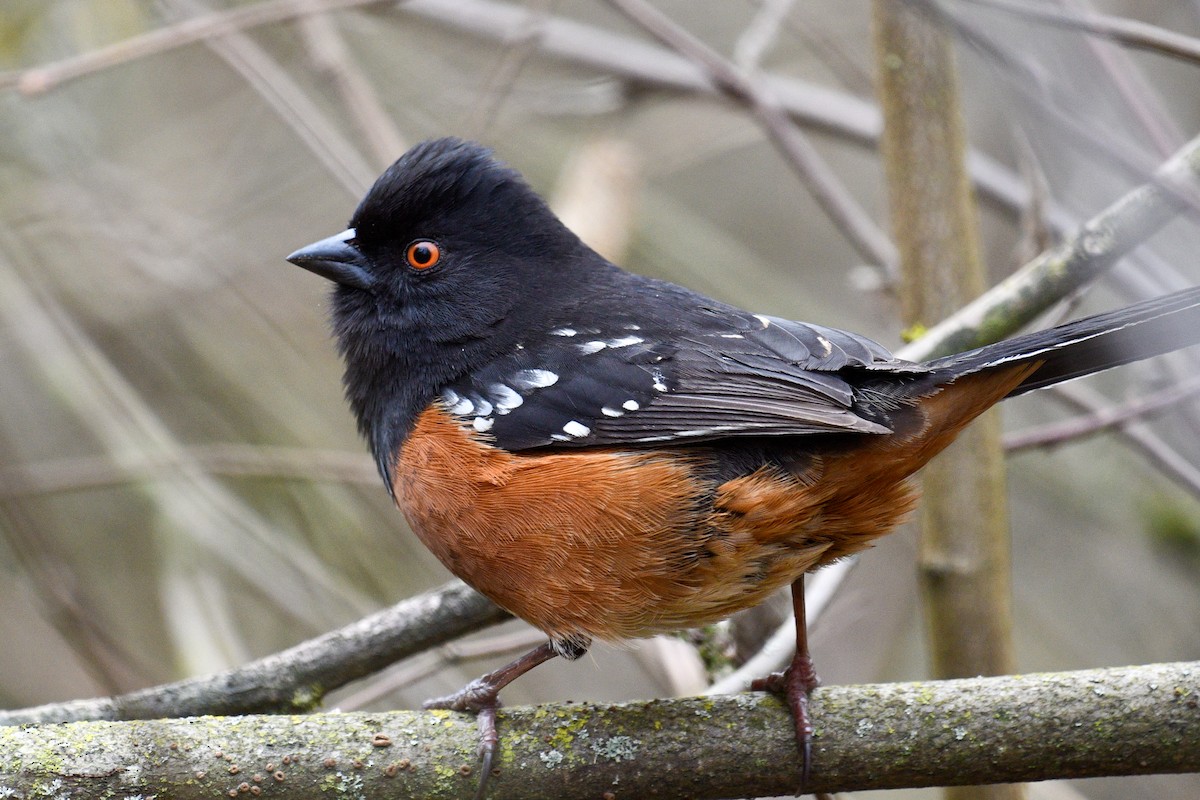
[2,1,1199,798]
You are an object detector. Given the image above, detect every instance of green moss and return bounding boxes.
[901,323,928,343]
[1143,494,1200,564]
[290,685,324,711]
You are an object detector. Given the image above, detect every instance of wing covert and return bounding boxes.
[439,309,926,451]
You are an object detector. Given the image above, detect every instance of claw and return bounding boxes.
[423,677,501,714]
[421,641,562,799]
[754,656,819,794]
[753,577,824,796]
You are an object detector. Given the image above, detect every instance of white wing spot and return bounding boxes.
[622,400,640,411]
[606,335,643,348]
[512,369,559,389]
[449,396,474,416]
[549,327,577,337]
[471,396,493,417]
[473,416,494,432]
[562,420,591,437]
[578,340,607,355]
[816,335,833,356]
[601,406,624,417]
[720,333,744,339]
[753,313,772,328]
[489,383,524,414]
[623,323,641,330]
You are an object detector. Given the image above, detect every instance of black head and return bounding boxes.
[289,138,594,342]
[286,138,606,476]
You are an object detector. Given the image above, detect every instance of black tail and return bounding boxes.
[928,285,1200,395]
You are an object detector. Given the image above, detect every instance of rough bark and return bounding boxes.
[1,662,1196,799]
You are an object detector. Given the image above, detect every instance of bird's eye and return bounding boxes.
[405,239,441,270]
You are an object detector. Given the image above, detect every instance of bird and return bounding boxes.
[287,136,1200,795]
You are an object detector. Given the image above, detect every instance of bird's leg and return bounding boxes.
[750,576,822,795]
[423,640,561,799]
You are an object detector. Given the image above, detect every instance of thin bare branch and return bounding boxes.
[1006,375,1200,453]
[0,444,378,499]
[918,0,1187,198]
[1038,383,1200,501]
[899,129,1200,361]
[1055,0,1182,158]
[298,13,409,168]
[604,0,898,274]
[2,0,1170,280]
[0,503,150,693]
[163,0,376,195]
[0,581,508,726]
[0,231,374,622]
[734,0,799,71]
[463,0,557,139]
[959,0,1200,68]
[0,0,390,94]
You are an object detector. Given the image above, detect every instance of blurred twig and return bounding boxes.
[464,0,557,139]
[1005,374,1200,453]
[1012,129,1055,263]
[1036,383,1200,500]
[1055,0,1182,158]
[0,234,374,625]
[0,0,389,94]
[604,0,898,275]
[0,444,378,499]
[410,0,1197,298]
[733,0,799,70]
[550,138,640,263]
[918,2,1188,204]
[162,0,376,196]
[0,581,508,725]
[957,0,1200,67]
[298,13,409,168]
[0,503,148,694]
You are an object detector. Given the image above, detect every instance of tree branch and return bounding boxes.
[959,0,1200,68]
[603,0,899,273]
[1,662,1196,798]
[898,128,1200,361]
[1005,374,1200,453]
[0,582,508,726]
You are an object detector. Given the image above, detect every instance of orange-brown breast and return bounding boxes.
[392,362,1037,644]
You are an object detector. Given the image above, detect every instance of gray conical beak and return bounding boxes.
[286,228,375,290]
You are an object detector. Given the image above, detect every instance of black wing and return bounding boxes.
[439,298,929,451]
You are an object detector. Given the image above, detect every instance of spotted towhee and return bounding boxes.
[288,137,1200,793]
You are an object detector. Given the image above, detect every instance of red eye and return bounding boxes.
[405,240,441,270]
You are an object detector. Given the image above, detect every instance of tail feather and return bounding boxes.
[927,285,1200,396]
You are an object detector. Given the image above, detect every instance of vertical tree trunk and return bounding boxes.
[871,4,1025,800]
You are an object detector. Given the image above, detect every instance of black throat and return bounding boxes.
[330,285,483,490]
